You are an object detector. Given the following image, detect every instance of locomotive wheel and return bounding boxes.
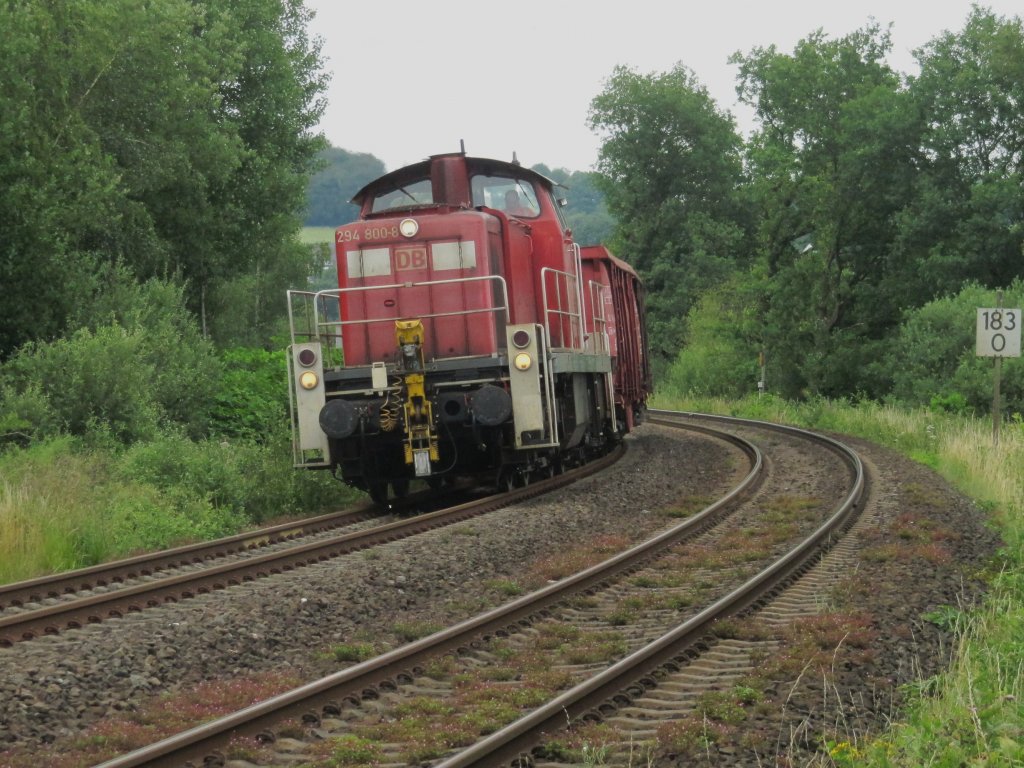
[499,467,529,491]
[498,468,516,492]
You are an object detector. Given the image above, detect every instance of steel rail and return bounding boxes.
[92,425,762,768]
[435,411,865,767]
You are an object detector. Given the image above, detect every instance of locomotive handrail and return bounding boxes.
[288,275,511,366]
[540,266,584,351]
[587,279,611,356]
[572,242,587,349]
[287,289,341,351]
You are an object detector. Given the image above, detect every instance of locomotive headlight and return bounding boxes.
[513,352,532,371]
[399,218,419,238]
[299,371,319,390]
[511,329,531,348]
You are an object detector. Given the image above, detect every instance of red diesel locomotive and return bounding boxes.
[287,151,651,502]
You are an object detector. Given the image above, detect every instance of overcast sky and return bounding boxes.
[303,1,1019,173]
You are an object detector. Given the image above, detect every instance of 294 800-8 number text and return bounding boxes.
[336,226,400,243]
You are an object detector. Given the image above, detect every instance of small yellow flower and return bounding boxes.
[828,740,861,760]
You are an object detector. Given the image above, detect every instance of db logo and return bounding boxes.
[395,247,427,271]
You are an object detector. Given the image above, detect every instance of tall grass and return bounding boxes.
[0,433,357,585]
[0,438,118,581]
[651,393,1024,766]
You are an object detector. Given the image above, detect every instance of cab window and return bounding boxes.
[471,175,540,218]
[549,188,569,231]
[370,178,433,213]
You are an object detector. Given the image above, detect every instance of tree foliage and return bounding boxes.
[645,7,1024,411]
[588,64,749,368]
[732,23,921,397]
[0,0,327,357]
[894,7,1024,300]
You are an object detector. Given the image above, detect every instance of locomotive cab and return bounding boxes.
[287,151,646,502]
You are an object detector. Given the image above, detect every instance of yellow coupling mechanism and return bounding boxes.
[395,320,439,473]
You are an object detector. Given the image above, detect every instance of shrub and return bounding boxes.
[76,273,222,433]
[1,276,221,443]
[887,281,1023,414]
[0,437,241,581]
[0,382,58,446]
[661,275,762,400]
[118,433,251,511]
[2,325,163,443]
[209,347,289,442]
[0,427,356,584]
[103,482,244,552]
[117,428,357,525]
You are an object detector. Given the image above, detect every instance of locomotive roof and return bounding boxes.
[351,153,560,206]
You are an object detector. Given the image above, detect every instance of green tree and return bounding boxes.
[588,64,748,369]
[159,0,328,343]
[733,23,921,398]
[895,7,1024,299]
[0,0,129,357]
[0,0,328,356]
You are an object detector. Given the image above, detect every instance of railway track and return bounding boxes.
[84,412,866,768]
[0,453,622,649]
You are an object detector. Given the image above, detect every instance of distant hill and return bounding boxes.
[304,147,385,226]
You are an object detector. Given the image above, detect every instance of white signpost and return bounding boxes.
[976,307,1021,357]
[976,300,1021,445]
